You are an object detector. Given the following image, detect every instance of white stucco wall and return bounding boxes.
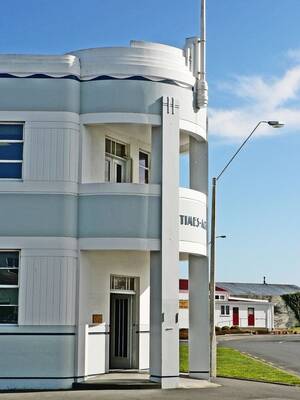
[78,250,150,374]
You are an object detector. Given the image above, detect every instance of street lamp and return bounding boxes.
[209,235,226,245]
[209,120,285,378]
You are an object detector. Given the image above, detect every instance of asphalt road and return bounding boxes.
[0,379,300,400]
[218,334,300,376]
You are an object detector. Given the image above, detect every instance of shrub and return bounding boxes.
[281,292,300,324]
[222,326,230,331]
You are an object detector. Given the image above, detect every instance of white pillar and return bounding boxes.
[189,136,208,194]
[188,255,210,379]
[188,136,210,379]
[150,97,180,389]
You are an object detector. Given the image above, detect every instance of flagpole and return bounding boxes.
[196,0,208,109]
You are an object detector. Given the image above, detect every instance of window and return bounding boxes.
[0,251,19,324]
[105,138,128,183]
[215,295,219,300]
[0,124,23,179]
[221,305,230,316]
[110,275,135,292]
[105,138,127,159]
[139,151,150,184]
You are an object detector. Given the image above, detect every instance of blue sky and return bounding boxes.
[1,0,299,285]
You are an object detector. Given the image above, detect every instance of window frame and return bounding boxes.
[0,250,20,325]
[139,149,150,184]
[105,137,129,183]
[110,275,135,293]
[0,123,24,181]
[220,304,230,316]
[105,137,128,161]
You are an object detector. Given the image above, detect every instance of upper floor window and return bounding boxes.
[105,138,128,183]
[0,251,19,324]
[0,124,23,179]
[139,151,150,184]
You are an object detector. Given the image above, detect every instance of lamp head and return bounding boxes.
[267,121,285,128]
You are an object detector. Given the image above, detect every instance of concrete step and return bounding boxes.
[73,379,160,390]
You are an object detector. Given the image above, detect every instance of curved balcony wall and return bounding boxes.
[78,184,207,256]
[78,183,161,250]
[71,41,206,139]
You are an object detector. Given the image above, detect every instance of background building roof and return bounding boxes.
[216,282,300,297]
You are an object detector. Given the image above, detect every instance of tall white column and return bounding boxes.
[188,136,210,379]
[188,255,210,379]
[150,97,180,389]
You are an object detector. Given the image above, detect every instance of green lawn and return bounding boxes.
[180,343,300,386]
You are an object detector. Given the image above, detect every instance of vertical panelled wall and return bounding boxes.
[23,120,80,184]
[17,117,80,326]
[19,253,77,325]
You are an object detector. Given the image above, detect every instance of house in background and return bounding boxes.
[216,282,300,329]
[179,279,274,331]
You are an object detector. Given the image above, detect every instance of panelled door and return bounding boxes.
[105,157,126,183]
[110,294,133,369]
[232,307,239,326]
[248,307,255,326]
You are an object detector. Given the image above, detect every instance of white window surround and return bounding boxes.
[139,150,150,184]
[110,275,136,293]
[0,250,19,325]
[105,137,130,183]
[0,123,24,181]
[220,305,230,316]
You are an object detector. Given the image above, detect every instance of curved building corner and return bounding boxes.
[0,39,209,390]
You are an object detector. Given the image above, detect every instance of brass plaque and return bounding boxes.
[92,314,103,324]
[179,300,189,309]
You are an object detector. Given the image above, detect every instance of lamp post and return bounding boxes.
[209,120,285,378]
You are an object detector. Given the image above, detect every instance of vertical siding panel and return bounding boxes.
[72,257,77,324]
[58,130,64,181]
[24,258,30,324]
[68,257,75,325]
[64,131,69,181]
[40,257,48,325]
[73,129,79,183]
[63,257,69,324]
[32,258,39,323]
[39,258,46,325]
[18,255,26,325]
[21,256,78,325]
[27,259,34,325]
[49,257,55,324]
[45,129,50,181]
[24,124,80,182]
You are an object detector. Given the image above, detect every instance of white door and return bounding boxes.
[105,157,126,183]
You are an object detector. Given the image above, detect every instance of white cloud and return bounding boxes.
[287,48,300,62]
[209,56,300,140]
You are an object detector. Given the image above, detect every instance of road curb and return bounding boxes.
[217,375,300,388]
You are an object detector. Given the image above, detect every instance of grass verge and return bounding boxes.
[180,343,300,386]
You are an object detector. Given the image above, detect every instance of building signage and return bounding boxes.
[179,188,207,256]
[179,215,207,230]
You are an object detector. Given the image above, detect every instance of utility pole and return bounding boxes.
[208,120,284,379]
[209,177,217,377]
